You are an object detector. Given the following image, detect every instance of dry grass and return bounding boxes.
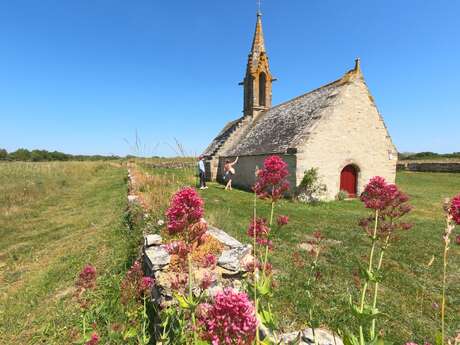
[0,161,136,344]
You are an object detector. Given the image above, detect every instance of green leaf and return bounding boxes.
[359,265,382,283]
[434,331,443,345]
[123,327,138,339]
[257,276,272,297]
[343,331,360,345]
[367,336,386,345]
[258,309,276,330]
[173,292,191,310]
[350,302,383,322]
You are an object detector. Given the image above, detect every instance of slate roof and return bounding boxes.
[203,65,365,158]
[202,117,244,157]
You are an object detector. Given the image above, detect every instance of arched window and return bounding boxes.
[258,72,266,106]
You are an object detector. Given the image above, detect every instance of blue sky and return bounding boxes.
[0,0,459,156]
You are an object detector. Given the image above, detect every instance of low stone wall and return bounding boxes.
[142,227,252,308]
[397,161,460,173]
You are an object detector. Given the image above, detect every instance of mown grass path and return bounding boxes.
[0,162,132,344]
[196,171,460,343]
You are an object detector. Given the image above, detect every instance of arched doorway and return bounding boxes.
[258,72,266,106]
[340,165,358,198]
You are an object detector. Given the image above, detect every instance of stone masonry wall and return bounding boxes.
[397,161,460,173]
[296,76,397,200]
[216,154,297,192]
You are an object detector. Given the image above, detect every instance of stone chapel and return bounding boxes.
[202,13,397,200]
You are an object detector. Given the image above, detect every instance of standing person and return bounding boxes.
[198,156,208,190]
[223,156,239,191]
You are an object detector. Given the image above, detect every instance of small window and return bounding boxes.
[259,72,267,106]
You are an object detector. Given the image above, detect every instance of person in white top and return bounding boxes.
[223,157,239,191]
[198,156,208,189]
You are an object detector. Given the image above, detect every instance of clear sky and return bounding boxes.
[1,0,459,156]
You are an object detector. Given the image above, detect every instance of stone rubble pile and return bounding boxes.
[142,226,253,307]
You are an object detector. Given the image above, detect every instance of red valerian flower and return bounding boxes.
[360,176,397,210]
[138,277,155,295]
[188,218,209,245]
[277,215,289,227]
[76,264,97,290]
[170,273,188,291]
[165,241,190,260]
[166,187,204,234]
[449,194,460,225]
[198,288,257,345]
[199,272,216,290]
[202,253,217,268]
[85,332,100,345]
[359,177,413,240]
[120,260,154,304]
[456,234,460,246]
[243,258,258,273]
[253,155,290,201]
[247,217,270,246]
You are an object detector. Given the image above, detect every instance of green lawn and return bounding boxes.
[193,171,460,343]
[2,161,458,344]
[0,162,139,344]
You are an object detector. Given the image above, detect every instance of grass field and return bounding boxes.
[193,171,460,342]
[0,162,140,344]
[1,160,459,344]
[137,164,459,343]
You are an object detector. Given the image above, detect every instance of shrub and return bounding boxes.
[336,190,348,201]
[296,168,327,203]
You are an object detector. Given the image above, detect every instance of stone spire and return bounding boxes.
[249,13,266,71]
[241,13,274,118]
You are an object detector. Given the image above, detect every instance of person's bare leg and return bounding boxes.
[225,180,230,190]
[229,180,232,190]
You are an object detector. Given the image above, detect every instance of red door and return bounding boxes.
[340,165,357,197]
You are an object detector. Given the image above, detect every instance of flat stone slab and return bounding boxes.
[218,245,252,271]
[207,226,243,248]
[280,329,343,345]
[144,246,170,271]
[144,234,162,247]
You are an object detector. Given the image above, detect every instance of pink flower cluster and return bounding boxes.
[165,240,190,260]
[360,176,400,210]
[170,273,188,291]
[139,276,155,294]
[253,155,290,201]
[247,217,271,247]
[277,215,289,227]
[120,261,155,304]
[166,187,204,234]
[243,258,272,275]
[199,288,257,345]
[359,177,413,238]
[202,253,217,268]
[199,272,216,290]
[76,264,97,290]
[449,194,460,225]
[85,333,100,345]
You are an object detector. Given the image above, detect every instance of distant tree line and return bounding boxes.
[0,148,121,162]
[399,151,460,160]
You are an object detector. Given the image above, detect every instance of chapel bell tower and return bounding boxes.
[240,12,275,117]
